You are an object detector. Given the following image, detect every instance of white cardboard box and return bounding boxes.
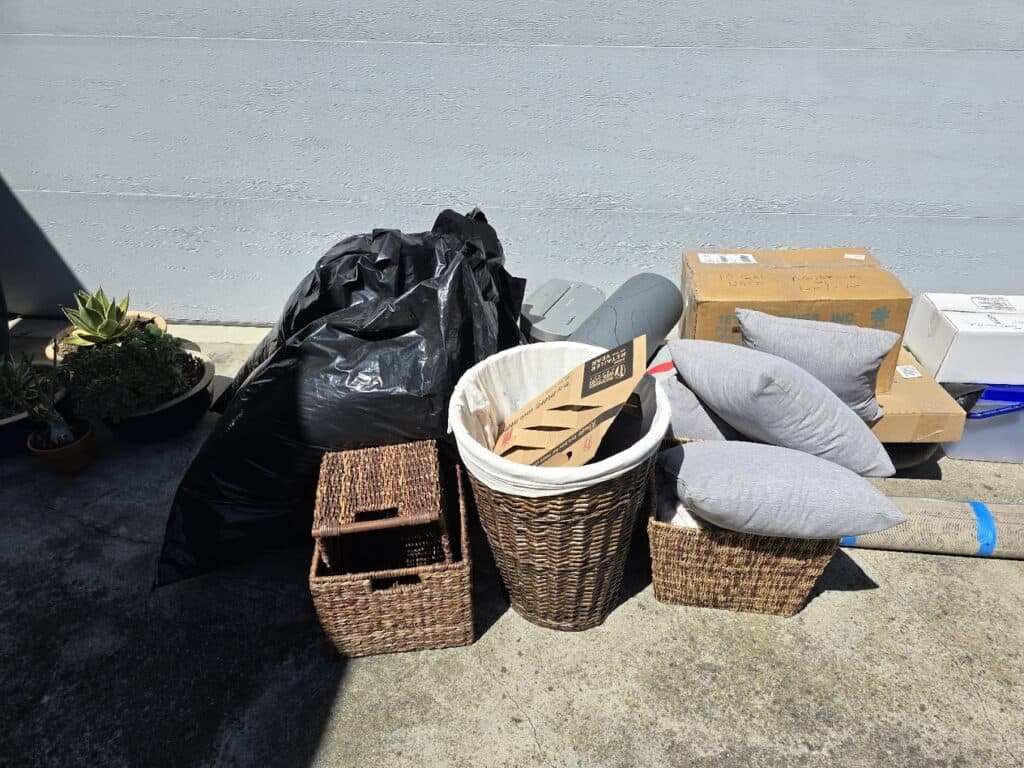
[904,293,1024,383]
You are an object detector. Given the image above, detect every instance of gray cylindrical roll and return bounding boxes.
[568,274,683,360]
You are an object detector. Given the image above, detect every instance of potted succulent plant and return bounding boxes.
[0,356,95,472]
[45,288,167,361]
[1,356,38,456]
[62,325,214,441]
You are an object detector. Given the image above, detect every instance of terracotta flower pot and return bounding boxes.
[1,376,68,457]
[27,420,96,474]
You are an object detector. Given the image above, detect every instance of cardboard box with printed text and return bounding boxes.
[679,248,912,392]
[871,348,965,443]
[904,293,1024,384]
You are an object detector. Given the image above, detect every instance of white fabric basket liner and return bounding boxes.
[448,342,670,498]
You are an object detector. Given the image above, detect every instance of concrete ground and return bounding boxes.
[2,328,1023,768]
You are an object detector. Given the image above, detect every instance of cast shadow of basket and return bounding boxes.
[461,480,512,639]
[616,516,654,609]
[807,549,879,603]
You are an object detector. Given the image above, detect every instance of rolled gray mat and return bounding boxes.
[569,274,683,361]
[841,498,1024,560]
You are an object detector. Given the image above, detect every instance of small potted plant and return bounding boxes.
[63,325,214,441]
[45,288,167,361]
[1,356,39,456]
[0,356,95,472]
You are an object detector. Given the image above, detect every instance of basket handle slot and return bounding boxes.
[370,574,422,592]
[313,510,440,537]
[353,507,401,523]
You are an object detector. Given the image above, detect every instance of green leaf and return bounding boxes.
[63,307,84,326]
[78,306,105,331]
[64,333,96,347]
[116,295,130,318]
[96,319,124,337]
[94,287,108,308]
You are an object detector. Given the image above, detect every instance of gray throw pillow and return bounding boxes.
[736,309,900,423]
[658,374,740,441]
[658,442,906,539]
[669,340,895,477]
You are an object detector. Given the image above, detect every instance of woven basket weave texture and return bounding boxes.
[309,441,472,656]
[469,458,653,631]
[648,514,836,618]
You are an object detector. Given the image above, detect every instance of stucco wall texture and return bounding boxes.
[2,2,1023,322]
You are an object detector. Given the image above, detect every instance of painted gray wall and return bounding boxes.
[2,2,1022,322]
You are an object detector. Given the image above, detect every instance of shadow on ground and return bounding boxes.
[887,443,944,480]
[808,549,879,602]
[0,418,344,768]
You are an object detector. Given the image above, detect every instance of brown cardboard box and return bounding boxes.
[494,337,646,467]
[679,248,912,392]
[871,349,965,443]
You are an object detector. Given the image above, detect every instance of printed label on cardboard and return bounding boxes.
[897,365,923,379]
[494,337,647,468]
[697,253,757,265]
[582,342,635,396]
[970,295,1016,312]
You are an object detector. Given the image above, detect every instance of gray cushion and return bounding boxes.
[658,374,740,441]
[658,442,906,538]
[737,309,900,423]
[669,339,895,477]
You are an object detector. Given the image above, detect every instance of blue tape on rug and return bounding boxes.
[839,536,857,547]
[969,501,997,557]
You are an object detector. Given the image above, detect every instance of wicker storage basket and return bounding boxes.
[648,506,837,617]
[469,457,653,631]
[309,441,473,657]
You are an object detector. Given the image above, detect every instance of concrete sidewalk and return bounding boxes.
[1,330,1022,767]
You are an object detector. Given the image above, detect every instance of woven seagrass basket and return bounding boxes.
[468,457,654,632]
[650,438,836,617]
[309,441,473,656]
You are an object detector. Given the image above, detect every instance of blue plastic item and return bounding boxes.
[944,383,1024,462]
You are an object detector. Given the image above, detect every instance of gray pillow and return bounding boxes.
[736,309,900,423]
[658,374,740,441]
[669,339,895,477]
[658,442,906,539]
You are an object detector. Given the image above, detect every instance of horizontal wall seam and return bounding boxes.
[14,187,1024,221]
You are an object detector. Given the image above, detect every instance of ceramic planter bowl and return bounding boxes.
[109,351,215,442]
[44,311,168,362]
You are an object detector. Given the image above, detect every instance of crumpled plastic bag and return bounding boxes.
[155,209,525,586]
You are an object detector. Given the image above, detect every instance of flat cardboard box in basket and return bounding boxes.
[309,441,473,657]
[647,478,837,617]
[679,248,912,392]
[494,336,647,468]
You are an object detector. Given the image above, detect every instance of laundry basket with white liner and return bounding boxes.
[449,342,670,630]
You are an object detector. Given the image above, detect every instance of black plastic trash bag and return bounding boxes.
[155,209,525,586]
